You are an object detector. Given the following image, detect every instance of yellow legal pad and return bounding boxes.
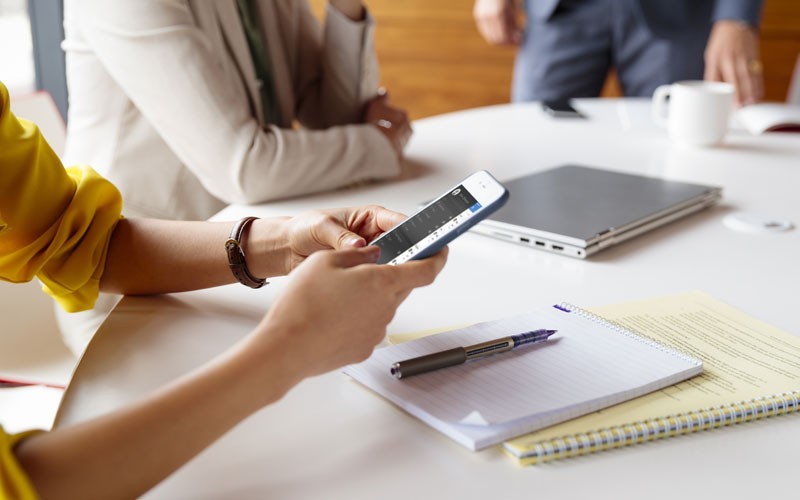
[502,291,800,465]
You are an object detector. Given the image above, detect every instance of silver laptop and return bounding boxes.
[472,165,722,258]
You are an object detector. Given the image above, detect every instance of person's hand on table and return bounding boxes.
[704,20,764,106]
[364,89,413,158]
[249,245,448,383]
[473,0,522,46]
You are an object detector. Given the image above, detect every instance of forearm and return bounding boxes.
[100,218,291,295]
[13,242,448,499]
[238,126,399,204]
[14,333,298,500]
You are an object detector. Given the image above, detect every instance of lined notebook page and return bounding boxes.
[344,305,702,450]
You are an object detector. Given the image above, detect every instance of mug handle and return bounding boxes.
[652,84,672,127]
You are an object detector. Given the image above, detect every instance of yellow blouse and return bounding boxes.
[0,84,122,311]
[0,429,40,499]
[0,81,122,498]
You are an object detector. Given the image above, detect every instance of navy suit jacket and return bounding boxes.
[528,0,763,29]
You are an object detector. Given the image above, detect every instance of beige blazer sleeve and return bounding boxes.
[290,3,380,127]
[73,0,399,206]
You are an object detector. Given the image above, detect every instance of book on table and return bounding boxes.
[502,292,800,465]
[735,103,800,134]
[344,301,704,451]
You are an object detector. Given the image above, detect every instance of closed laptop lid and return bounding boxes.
[485,165,720,246]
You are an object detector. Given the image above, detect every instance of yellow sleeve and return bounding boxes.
[0,427,42,500]
[0,82,123,312]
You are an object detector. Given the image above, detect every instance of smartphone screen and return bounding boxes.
[370,171,508,265]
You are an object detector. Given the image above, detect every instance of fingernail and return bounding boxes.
[345,236,365,248]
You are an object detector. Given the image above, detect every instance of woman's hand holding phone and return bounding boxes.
[251,245,448,382]
[369,171,509,265]
[247,205,408,276]
[243,170,505,282]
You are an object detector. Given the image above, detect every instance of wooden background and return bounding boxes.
[311,0,800,120]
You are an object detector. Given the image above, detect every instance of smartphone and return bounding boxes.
[370,170,509,265]
[541,99,585,119]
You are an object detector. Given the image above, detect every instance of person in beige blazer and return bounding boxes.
[62,0,410,222]
[59,0,411,355]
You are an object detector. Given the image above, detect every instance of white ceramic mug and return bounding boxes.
[652,81,735,147]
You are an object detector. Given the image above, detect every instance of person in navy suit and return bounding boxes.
[473,0,764,106]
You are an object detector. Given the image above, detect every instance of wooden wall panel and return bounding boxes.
[310,0,800,118]
[310,0,514,119]
[761,0,800,101]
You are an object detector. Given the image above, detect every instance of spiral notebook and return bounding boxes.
[503,292,800,465]
[344,304,703,450]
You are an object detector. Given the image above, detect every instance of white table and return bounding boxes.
[56,99,800,500]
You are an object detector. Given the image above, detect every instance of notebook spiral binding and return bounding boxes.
[505,390,800,464]
[559,302,703,368]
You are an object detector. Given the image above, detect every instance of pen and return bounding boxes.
[390,329,557,379]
